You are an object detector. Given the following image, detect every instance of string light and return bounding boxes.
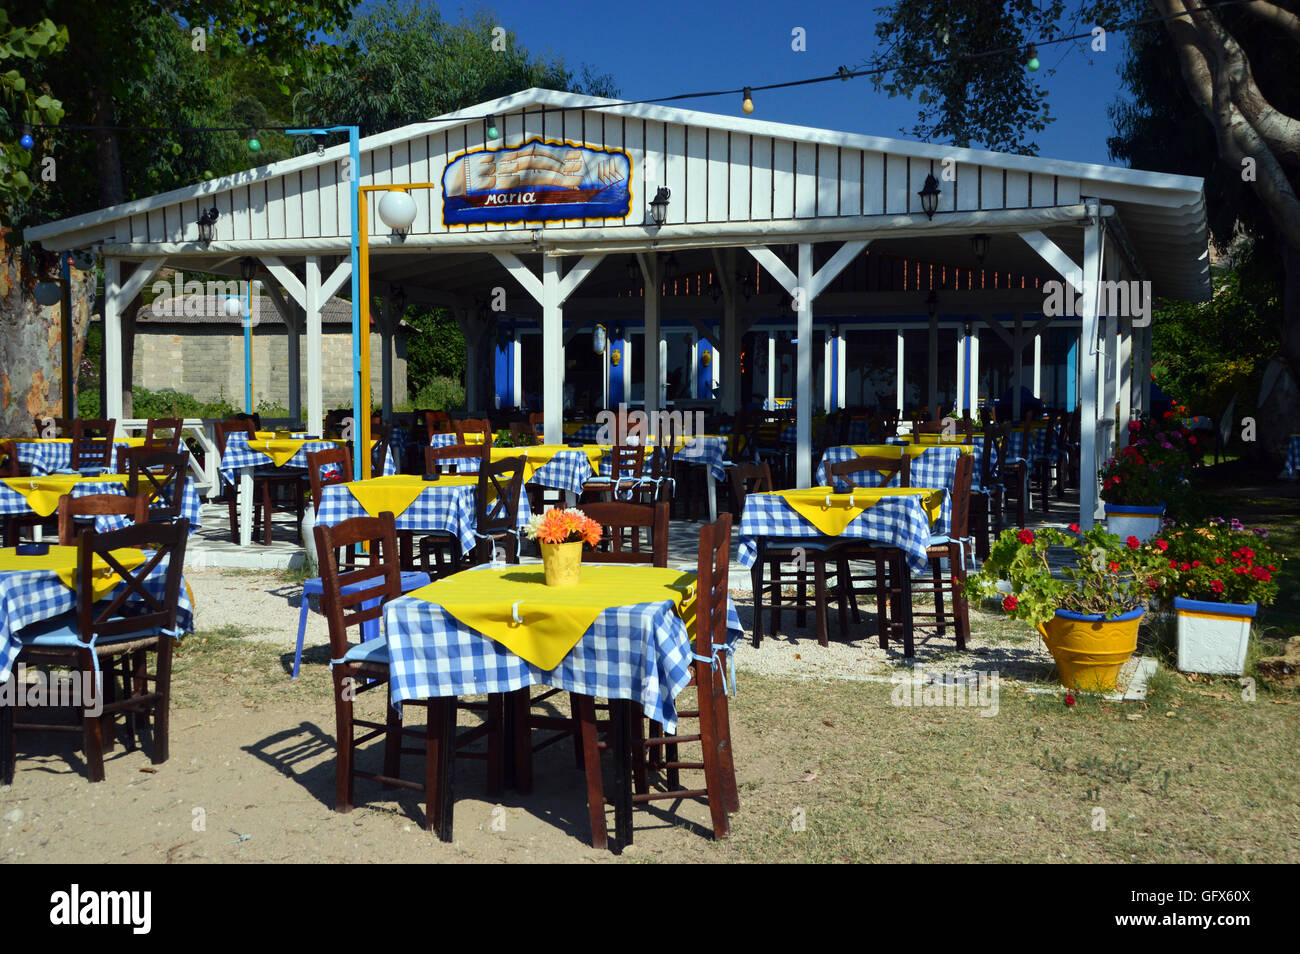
[741,87,754,114]
[486,115,499,138]
[1024,44,1040,72]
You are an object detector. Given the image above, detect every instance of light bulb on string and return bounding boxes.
[19,132,34,151]
[247,130,262,152]
[486,115,499,139]
[741,87,754,114]
[1024,44,1040,71]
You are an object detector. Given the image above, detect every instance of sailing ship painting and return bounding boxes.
[442,139,632,225]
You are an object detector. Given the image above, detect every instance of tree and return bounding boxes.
[870,0,1300,458]
[0,10,66,224]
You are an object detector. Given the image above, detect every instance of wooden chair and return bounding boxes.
[8,518,189,782]
[967,427,1000,560]
[908,453,973,649]
[69,418,116,474]
[453,418,492,446]
[56,493,150,545]
[413,444,482,578]
[508,500,671,849]
[731,461,848,648]
[632,513,739,840]
[313,513,504,840]
[124,450,188,525]
[418,409,452,440]
[467,454,525,565]
[829,453,911,490]
[581,444,646,502]
[142,418,183,453]
[306,446,355,565]
[508,421,538,447]
[366,423,391,477]
[527,412,545,439]
[989,423,1027,528]
[213,418,306,545]
[32,415,70,438]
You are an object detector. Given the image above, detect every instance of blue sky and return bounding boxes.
[428,0,1134,167]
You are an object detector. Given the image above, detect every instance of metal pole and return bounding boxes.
[60,253,73,418]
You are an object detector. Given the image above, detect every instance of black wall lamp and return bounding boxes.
[917,174,941,220]
[197,207,220,244]
[649,187,671,226]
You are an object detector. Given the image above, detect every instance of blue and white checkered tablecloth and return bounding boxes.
[1284,435,1300,480]
[736,490,944,574]
[0,553,194,683]
[817,445,968,494]
[427,432,485,474]
[887,435,992,492]
[567,423,603,443]
[428,438,600,498]
[0,476,203,533]
[382,571,745,732]
[314,478,531,557]
[13,439,156,477]
[219,434,396,485]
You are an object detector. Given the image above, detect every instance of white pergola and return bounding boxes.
[26,88,1211,527]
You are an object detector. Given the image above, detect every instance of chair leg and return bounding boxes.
[82,670,106,784]
[951,542,970,650]
[712,684,741,815]
[427,697,456,841]
[484,692,502,798]
[384,690,402,785]
[153,642,172,765]
[814,555,829,647]
[510,689,533,796]
[262,482,274,546]
[932,555,947,637]
[293,593,311,679]
[694,670,730,840]
[750,564,765,648]
[333,671,354,813]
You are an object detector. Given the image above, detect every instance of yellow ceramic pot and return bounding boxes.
[1036,608,1143,691]
[540,541,583,587]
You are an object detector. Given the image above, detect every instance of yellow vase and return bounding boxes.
[1036,609,1142,691]
[540,541,583,587]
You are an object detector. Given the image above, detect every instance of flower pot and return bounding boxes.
[1174,597,1256,676]
[540,541,582,587]
[1104,503,1165,543]
[1036,608,1143,691]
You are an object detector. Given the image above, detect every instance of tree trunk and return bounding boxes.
[90,84,125,208]
[1257,242,1300,461]
[0,233,95,436]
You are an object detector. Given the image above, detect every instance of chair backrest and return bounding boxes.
[70,418,116,470]
[313,513,402,662]
[830,454,911,489]
[419,409,451,436]
[695,513,732,658]
[324,409,350,439]
[454,418,492,445]
[368,423,391,475]
[579,500,668,566]
[949,453,974,538]
[608,444,647,482]
[57,492,150,545]
[75,517,189,644]
[125,449,188,521]
[213,418,255,457]
[978,423,1001,484]
[233,411,262,431]
[0,440,18,478]
[527,411,545,438]
[424,443,478,475]
[143,418,184,452]
[306,446,353,504]
[727,462,773,519]
[476,454,524,536]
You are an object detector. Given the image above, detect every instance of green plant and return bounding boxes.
[1099,413,1200,509]
[964,526,1172,627]
[1154,519,1283,607]
[406,376,465,412]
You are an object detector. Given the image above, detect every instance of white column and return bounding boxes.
[543,258,563,444]
[1033,332,1043,399]
[795,243,814,487]
[104,257,123,420]
[766,332,775,409]
[305,256,324,436]
[836,328,846,410]
[1079,213,1102,528]
[970,328,981,416]
[512,337,523,409]
[622,334,632,406]
[286,305,302,423]
[956,327,966,417]
[643,255,661,421]
[823,333,833,411]
[1119,316,1133,447]
[895,328,904,414]
[1103,311,1118,458]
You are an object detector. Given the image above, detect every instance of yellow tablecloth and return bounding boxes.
[2,475,130,517]
[0,545,147,600]
[344,474,475,518]
[488,444,605,483]
[769,487,944,536]
[841,442,974,458]
[247,439,319,467]
[410,564,696,670]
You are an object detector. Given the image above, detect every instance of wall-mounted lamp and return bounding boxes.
[917,173,941,220]
[970,233,990,265]
[197,207,220,245]
[649,187,670,227]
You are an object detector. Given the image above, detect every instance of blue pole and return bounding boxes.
[1066,335,1078,411]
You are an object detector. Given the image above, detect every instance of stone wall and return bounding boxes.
[132,324,408,408]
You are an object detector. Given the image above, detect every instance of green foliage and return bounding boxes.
[1154,520,1283,608]
[964,525,1171,627]
[295,0,617,138]
[1099,414,1198,510]
[76,383,283,421]
[0,10,67,222]
[403,306,466,393]
[403,376,465,412]
[1149,246,1282,423]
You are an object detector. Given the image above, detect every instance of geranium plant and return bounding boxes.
[964,525,1172,627]
[1098,413,1199,507]
[524,507,602,547]
[1152,518,1282,607]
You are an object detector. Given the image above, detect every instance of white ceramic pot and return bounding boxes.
[1175,597,1256,676]
[301,504,318,567]
[1104,503,1165,543]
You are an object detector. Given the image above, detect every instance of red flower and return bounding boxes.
[1189,436,1197,445]
[1169,560,1178,568]
[1214,557,1225,565]
[1125,536,1140,550]
[1108,561,1120,573]
[1069,523,1080,533]
[1154,539,1168,552]
[1017,529,1035,546]
[1146,578,1159,589]
[1065,694,1076,707]
[1191,560,1201,568]
[1251,567,1271,582]
[1001,595,1018,612]
[1210,580,1225,594]
[1180,563,1191,572]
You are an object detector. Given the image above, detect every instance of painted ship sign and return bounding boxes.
[442,139,632,226]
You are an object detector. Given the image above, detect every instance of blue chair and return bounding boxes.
[294,568,430,678]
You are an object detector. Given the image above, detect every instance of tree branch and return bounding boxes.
[1241,0,1300,45]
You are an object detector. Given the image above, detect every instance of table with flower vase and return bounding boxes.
[0,473,203,537]
[219,434,396,546]
[381,563,745,845]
